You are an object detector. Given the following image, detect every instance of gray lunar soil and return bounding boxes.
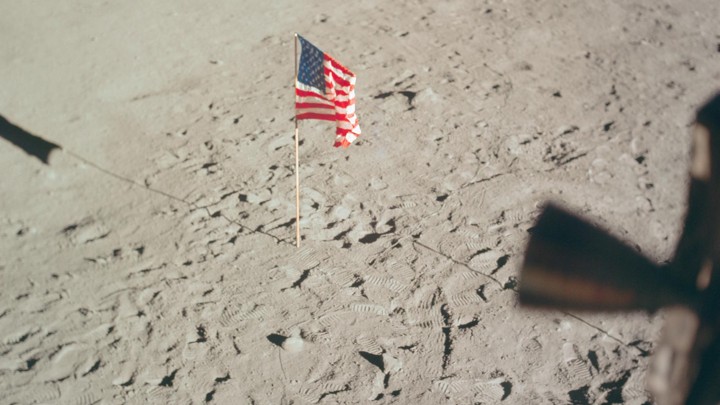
[2,1,720,404]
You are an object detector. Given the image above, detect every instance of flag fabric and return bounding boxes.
[295,35,361,148]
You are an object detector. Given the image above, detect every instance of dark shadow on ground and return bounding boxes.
[0,115,60,164]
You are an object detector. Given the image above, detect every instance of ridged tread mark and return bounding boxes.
[350,303,388,316]
[390,200,418,210]
[621,369,650,402]
[356,335,384,355]
[448,290,485,307]
[433,377,508,399]
[472,378,508,402]
[363,275,407,293]
[188,376,218,403]
[387,260,416,282]
[562,342,593,384]
[219,304,270,328]
[145,385,173,402]
[72,390,101,405]
[432,379,464,395]
[411,285,439,309]
[522,337,542,353]
[317,383,350,401]
[295,247,324,270]
[317,311,350,328]
[295,386,318,404]
[405,309,444,329]
[453,271,486,282]
[5,383,61,404]
[329,270,359,287]
[498,208,529,226]
[453,225,484,239]
[464,238,493,252]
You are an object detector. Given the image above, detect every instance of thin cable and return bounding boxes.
[60,147,289,245]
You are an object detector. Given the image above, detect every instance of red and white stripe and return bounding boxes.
[295,54,361,148]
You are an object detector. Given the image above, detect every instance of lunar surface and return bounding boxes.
[1,1,719,403]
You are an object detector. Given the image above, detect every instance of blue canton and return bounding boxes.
[297,36,326,90]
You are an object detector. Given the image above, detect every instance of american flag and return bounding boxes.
[295,35,361,148]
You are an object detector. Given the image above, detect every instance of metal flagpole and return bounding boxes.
[294,33,301,248]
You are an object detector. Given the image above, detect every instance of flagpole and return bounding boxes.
[294,33,301,248]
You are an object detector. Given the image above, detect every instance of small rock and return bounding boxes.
[282,336,304,353]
